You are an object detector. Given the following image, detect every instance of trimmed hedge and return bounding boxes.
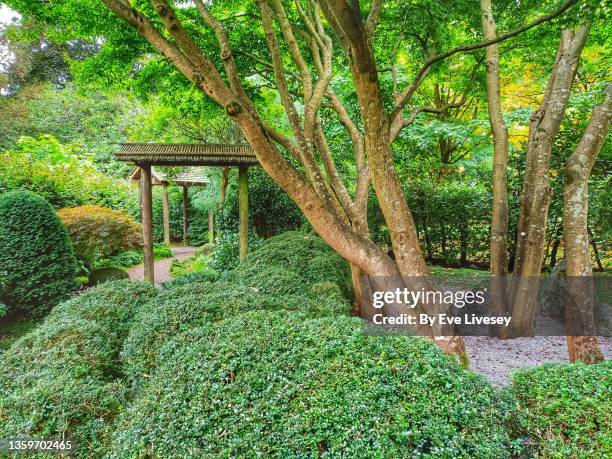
[233,231,352,298]
[0,191,78,314]
[111,311,516,457]
[509,361,612,458]
[0,281,156,456]
[122,281,351,385]
[57,205,142,268]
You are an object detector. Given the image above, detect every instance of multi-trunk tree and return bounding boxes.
[9,0,585,357]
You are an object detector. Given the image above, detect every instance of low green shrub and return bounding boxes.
[0,281,156,456]
[208,231,263,271]
[57,205,142,268]
[153,243,173,259]
[122,281,351,385]
[170,253,208,277]
[161,270,220,289]
[0,191,78,315]
[112,311,516,457]
[95,250,143,268]
[235,231,352,298]
[0,301,7,318]
[509,361,612,458]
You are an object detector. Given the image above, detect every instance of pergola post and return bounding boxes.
[239,165,249,260]
[208,210,214,244]
[182,186,189,246]
[140,164,154,283]
[162,184,171,245]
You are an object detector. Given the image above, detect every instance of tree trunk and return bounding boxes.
[317,0,465,357]
[549,238,561,269]
[459,224,468,266]
[162,186,171,245]
[481,0,510,336]
[510,25,590,337]
[563,85,610,364]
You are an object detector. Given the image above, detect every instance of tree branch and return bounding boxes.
[390,0,579,122]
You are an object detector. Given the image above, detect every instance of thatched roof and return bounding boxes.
[116,143,258,166]
[128,166,210,187]
[128,167,168,185]
[175,167,210,187]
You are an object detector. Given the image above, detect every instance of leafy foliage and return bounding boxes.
[208,231,263,272]
[509,361,612,458]
[0,281,157,456]
[57,205,142,269]
[217,168,304,238]
[0,191,78,315]
[0,135,139,214]
[122,231,351,385]
[112,311,516,457]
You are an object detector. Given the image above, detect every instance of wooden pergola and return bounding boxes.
[116,143,258,283]
[128,167,211,247]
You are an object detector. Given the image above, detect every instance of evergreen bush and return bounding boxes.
[0,281,156,456]
[509,361,612,457]
[0,191,78,315]
[111,311,516,457]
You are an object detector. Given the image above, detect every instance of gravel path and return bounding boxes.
[127,246,196,285]
[465,336,612,386]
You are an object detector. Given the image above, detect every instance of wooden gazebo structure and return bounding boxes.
[175,168,210,246]
[116,143,258,283]
[128,167,211,247]
[129,167,172,245]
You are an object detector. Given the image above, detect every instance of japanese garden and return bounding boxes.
[0,0,609,457]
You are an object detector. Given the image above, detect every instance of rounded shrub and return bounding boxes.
[0,280,156,457]
[122,281,351,385]
[509,361,612,458]
[235,231,352,297]
[209,231,263,271]
[111,311,515,457]
[0,191,78,314]
[57,205,143,268]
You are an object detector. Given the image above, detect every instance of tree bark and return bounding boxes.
[563,85,610,364]
[510,25,590,336]
[549,238,561,269]
[481,0,510,336]
[318,0,465,357]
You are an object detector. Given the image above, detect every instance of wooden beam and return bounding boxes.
[182,186,189,246]
[208,210,214,244]
[162,185,171,245]
[140,164,154,283]
[239,166,249,260]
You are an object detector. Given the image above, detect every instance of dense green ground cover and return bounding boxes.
[0,231,608,457]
